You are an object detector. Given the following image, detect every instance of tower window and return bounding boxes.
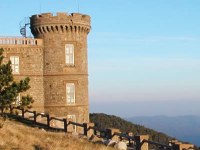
[10,56,19,74]
[65,44,74,65]
[66,83,75,104]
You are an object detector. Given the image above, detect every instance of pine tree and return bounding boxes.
[0,48,34,114]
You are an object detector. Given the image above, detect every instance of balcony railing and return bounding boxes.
[0,37,43,46]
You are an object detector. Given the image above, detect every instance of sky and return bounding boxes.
[0,0,200,117]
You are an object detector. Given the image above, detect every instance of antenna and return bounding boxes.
[19,17,31,38]
[39,0,42,13]
[75,0,80,13]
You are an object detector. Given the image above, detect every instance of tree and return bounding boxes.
[0,48,34,114]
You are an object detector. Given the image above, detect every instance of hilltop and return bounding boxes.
[0,118,113,150]
[1,113,197,150]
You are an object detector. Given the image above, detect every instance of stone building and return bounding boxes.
[0,12,91,129]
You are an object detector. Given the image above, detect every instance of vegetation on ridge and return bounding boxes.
[90,113,174,145]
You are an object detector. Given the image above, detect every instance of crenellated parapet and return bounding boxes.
[30,12,91,36]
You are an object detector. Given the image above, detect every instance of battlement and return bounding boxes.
[30,12,91,36]
[31,12,90,23]
[0,37,43,46]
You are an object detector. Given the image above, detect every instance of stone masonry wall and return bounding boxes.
[1,45,44,111]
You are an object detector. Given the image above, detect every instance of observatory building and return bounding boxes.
[0,12,91,126]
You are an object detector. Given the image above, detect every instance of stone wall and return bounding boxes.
[1,44,44,112]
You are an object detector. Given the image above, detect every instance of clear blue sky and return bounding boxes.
[0,0,200,117]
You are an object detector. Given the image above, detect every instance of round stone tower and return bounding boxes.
[30,12,91,124]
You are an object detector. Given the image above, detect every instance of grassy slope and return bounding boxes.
[0,118,113,150]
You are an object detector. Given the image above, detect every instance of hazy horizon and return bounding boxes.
[90,100,200,118]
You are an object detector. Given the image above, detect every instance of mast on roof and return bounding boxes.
[19,18,30,38]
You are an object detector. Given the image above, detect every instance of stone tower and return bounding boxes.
[30,12,91,123]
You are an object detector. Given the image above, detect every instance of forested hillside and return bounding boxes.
[90,113,174,145]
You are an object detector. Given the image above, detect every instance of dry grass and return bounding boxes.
[0,119,114,150]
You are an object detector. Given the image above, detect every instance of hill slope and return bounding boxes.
[90,113,174,145]
[0,118,113,150]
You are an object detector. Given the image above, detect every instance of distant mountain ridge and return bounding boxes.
[127,115,200,146]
